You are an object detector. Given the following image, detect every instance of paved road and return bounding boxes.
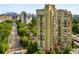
[7,22,26,54]
[74,49,79,54]
[70,35,79,54]
[70,48,79,54]
[72,35,79,46]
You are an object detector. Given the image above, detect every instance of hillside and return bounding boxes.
[72,15,79,20]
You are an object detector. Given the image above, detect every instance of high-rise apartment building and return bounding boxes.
[20,11,32,24]
[20,11,27,24]
[57,10,72,53]
[36,4,72,53]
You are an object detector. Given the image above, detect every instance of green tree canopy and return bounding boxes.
[20,36,28,48]
[27,41,38,54]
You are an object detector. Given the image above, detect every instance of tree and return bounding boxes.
[18,28,26,36]
[0,21,11,53]
[34,50,45,54]
[72,23,79,34]
[72,19,79,34]
[31,28,37,36]
[54,48,61,54]
[72,19,79,23]
[16,22,25,29]
[27,41,38,54]
[28,22,34,29]
[63,47,72,54]
[77,23,79,30]
[20,36,28,48]
[5,20,12,23]
[18,27,30,36]
[31,16,36,25]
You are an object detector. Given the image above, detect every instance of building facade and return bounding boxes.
[36,4,72,53]
[20,11,27,24]
[20,11,32,24]
[57,10,72,53]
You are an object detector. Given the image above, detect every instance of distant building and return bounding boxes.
[0,15,12,22]
[20,11,32,24]
[36,4,72,53]
[27,16,32,24]
[20,11,27,24]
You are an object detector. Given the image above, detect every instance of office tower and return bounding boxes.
[36,4,72,53]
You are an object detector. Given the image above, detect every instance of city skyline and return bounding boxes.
[0,4,79,15]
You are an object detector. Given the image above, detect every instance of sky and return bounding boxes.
[0,4,79,15]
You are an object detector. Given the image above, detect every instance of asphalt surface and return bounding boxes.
[7,22,26,54]
[70,35,79,54]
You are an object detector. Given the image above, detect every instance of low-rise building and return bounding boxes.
[0,16,12,22]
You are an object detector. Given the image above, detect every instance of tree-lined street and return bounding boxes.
[7,22,26,54]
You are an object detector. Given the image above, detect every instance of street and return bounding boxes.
[71,48,79,54]
[7,22,26,54]
[70,35,79,54]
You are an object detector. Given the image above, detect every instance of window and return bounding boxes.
[64,29,66,32]
[40,41,43,48]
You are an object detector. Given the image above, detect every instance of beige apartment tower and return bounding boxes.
[57,10,72,53]
[36,4,72,53]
